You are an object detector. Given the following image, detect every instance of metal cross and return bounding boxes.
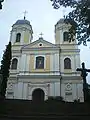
[39,32,43,38]
[23,10,28,20]
[76,62,90,102]
[62,9,66,18]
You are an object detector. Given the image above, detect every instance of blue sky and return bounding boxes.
[0,0,90,83]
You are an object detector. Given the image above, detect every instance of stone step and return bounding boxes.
[0,99,90,119]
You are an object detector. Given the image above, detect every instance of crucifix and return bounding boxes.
[76,62,90,102]
[23,10,28,20]
[39,32,43,38]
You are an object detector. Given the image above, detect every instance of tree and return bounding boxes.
[0,0,4,9]
[50,0,90,45]
[0,41,12,98]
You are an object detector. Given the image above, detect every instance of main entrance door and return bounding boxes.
[32,88,45,102]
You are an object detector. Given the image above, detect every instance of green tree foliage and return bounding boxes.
[50,0,90,45]
[0,42,12,98]
[0,0,4,9]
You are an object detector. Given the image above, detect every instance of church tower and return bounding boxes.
[55,18,83,102]
[10,19,33,45]
[55,18,80,73]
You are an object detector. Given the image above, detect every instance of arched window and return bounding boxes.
[63,32,69,41]
[11,58,18,69]
[16,33,21,42]
[36,56,44,69]
[64,58,71,69]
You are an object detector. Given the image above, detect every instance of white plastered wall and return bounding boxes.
[49,82,60,97]
[20,54,27,71]
[10,24,33,45]
[53,53,59,72]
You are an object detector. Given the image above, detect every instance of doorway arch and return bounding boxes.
[32,88,45,102]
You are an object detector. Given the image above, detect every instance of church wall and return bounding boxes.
[13,82,28,99]
[61,79,83,102]
[55,23,77,46]
[20,54,27,71]
[11,24,32,45]
[24,31,30,43]
[49,82,54,96]
[50,54,53,71]
[55,29,60,44]
[61,83,75,102]
[14,29,24,45]
[17,82,23,99]
[13,82,18,99]
[22,83,28,99]
[7,77,83,101]
[71,55,75,72]
[55,25,70,45]
[75,54,80,68]
[61,83,65,99]
[46,55,50,71]
[26,55,30,71]
[60,55,73,73]
[72,83,77,100]
[54,53,59,72]
[60,52,80,73]
[29,54,50,72]
[60,44,78,49]
[21,30,25,45]
[11,56,20,72]
[49,82,60,97]
[70,83,83,102]
[10,31,16,44]
[29,55,34,71]
[77,83,84,102]
[18,56,21,71]
[60,29,64,44]
[30,42,55,48]
[55,82,60,96]
[60,55,64,73]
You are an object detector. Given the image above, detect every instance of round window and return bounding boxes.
[39,43,42,46]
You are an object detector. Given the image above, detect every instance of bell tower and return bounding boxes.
[55,18,80,73]
[10,19,33,45]
[55,18,77,45]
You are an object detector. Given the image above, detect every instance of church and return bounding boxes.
[6,17,84,102]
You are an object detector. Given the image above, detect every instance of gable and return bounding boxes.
[21,38,57,49]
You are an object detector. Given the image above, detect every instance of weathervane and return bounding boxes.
[23,10,28,20]
[39,32,43,38]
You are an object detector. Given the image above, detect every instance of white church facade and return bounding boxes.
[6,18,84,102]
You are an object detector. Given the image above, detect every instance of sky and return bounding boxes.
[0,0,90,83]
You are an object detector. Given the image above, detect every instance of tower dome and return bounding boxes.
[10,19,33,45]
[13,19,30,26]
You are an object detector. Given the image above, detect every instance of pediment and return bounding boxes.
[22,38,57,49]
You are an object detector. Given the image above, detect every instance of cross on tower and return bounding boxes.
[39,32,43,38]
[62,9,66,18]
[76,62,90,102]
[23,10,28,20]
